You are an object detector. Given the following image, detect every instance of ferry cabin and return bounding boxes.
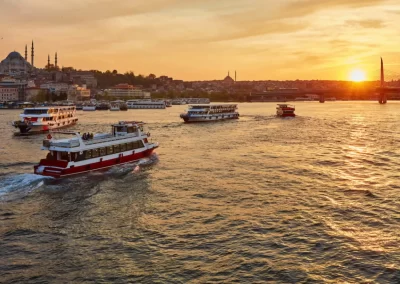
[13,106,78,134]
[35,122,158,178]
[180,104,239,122]
[126,100,166,109]
[276,104,295,117]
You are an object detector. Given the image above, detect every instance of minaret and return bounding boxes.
[55,52,58,69]
[235,70,237,82]
[25,45,27,60]
[31,41,34,67]
[48,54,50,70]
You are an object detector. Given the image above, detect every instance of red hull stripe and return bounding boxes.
[34,149,154,178]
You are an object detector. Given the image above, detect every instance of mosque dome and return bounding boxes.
[7,51,24,60]
[223,74,234,83]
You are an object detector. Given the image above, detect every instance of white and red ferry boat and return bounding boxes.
[276,104,295,117]
[180,104,239,123]
[34,121,158,178]
[12,106,78,134]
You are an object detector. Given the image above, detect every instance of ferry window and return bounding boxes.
[60,152,69,160]
[92,148,99,158]
[127,127,133,133]
[120,143,127,152]
[138,140,144,148]
[114,144,120,153]
[126,142,133,150]
[106,146,113,155]
[85,150,92,159]
[99,147,106,156]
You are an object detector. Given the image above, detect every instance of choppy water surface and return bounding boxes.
[1,102,400,283]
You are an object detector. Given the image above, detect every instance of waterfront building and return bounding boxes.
[107,84,150,99]
[0,86,19,101]
[25,87,42,101]
[68,85,91,101]
[70,71,97,88]
[0,77,28,101]
[40,82,69,93]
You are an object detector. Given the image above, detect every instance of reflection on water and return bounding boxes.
[0,102,400,282]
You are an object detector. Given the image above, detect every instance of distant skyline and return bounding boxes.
[1,0,400,81]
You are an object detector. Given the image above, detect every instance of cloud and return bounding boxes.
[346,19,386,28]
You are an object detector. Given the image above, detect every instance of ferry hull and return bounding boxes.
[34,148,156,178]
[13,119,78,135]
[180,114,239,123]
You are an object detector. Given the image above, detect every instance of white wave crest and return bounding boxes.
[0,174,52,196]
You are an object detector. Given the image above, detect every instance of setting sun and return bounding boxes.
[349,69,366,82]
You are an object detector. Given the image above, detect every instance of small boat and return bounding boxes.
[180,104,239,123]
[82,105,96,111]
[276,104,295,117]
[12,106,78,134]
[110,104,120,111]
[34,121,159,178]
[126,99,166,109]
[96,103,110,110]
[120,103,128,111]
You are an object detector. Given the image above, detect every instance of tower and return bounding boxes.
[235,70,236,82]
[25,45,27,60]
[31,41,34,67]
[379,57,387,104]
[48,54,50,70]
[31,40,35,67]
[55,52,58,69]
[380,57,384,88]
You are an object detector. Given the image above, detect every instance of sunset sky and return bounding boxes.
[1,0,399,81]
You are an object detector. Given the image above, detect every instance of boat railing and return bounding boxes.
[83,132,142,146]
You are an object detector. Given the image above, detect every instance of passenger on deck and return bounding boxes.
[82,133,87,140]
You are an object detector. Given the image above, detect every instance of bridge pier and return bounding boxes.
[319,94,325,103]
[379,57,387,104]
[379,93,387,104]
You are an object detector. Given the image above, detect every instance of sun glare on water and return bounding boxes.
[350,69,366,82]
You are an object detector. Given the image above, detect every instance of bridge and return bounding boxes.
[375,58,400,104]
[249,58,400,103]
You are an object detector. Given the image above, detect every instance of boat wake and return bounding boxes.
[0,174,53,198]
[105,153,159,176]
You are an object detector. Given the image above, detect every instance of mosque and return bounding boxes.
[0,41,36,76]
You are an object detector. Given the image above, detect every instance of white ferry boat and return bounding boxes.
[12,106,78,134]
[127,100,166,109]
[180,104,239,123]
[276,104,295,117]
[34,121,158,178]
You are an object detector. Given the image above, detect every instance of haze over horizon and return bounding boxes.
[1,0,399,81]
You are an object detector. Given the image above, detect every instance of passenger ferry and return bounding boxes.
[180,104,239,123]
[34,121,158,178]
[12,106,78,134]
[276,104,295,117]
[126,99,166,109]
